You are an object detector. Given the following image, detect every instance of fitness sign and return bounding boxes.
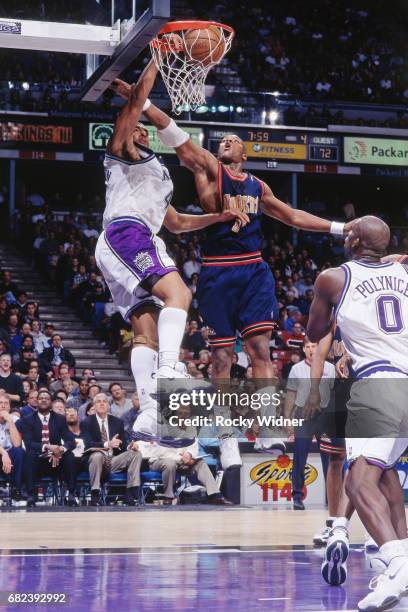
[241,453,325,505]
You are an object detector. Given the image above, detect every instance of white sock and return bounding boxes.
[157,307,187,368]
[379,539,407,565]
[332,516,350,532]
[402,538,408,553]
[131,346,158,411]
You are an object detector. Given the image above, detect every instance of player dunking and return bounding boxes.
[114,75,353,388]
[307,216,408,611]
[95,58,248,435]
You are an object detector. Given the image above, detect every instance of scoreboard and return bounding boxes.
[207,128,340,163]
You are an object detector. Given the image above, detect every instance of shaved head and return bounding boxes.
[345,216,390,259]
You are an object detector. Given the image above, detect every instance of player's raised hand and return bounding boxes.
[218,208,250,228]
[111,78,132,100]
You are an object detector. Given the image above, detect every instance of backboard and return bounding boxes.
[0,0,170,102]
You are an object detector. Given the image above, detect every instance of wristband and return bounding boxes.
[330,221,345,236]
[142,98,151,112]
[157,119,190,148]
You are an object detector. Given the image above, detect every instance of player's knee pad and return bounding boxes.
[132,334,158,352]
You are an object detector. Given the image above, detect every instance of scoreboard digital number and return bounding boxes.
[208,129,340,163]
[308,135,340,162]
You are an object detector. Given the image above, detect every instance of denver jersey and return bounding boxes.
[336,260,408,377]
[202,162,264,256]
[103,144,173,234]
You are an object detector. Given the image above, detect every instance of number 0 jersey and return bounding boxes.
[336,260,408,377]
[103,144,173,234]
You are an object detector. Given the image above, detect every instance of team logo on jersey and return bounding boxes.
[134,251,154,273]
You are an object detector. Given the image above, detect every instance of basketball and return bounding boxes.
[183,25,225,66]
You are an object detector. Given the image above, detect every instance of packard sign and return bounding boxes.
[344,137,408,166]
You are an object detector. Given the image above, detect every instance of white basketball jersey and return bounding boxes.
[103,146,173,234]
[336,260,408,377]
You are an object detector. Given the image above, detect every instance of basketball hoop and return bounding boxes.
[150,20,234,114]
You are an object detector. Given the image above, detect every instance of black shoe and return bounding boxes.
[67,493,78,507]
[124,487,140,507]
[208,494,234,506]
[293,498,305,510]
[162,497,174,506]
[27,497,36,508]
[11,489,25,502]
[90,490,101,507]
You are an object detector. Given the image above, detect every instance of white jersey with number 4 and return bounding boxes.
[103,146,173,234]
[336,260,408,377]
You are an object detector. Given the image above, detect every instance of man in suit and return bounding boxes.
[82,393,142,506]
[39,333,76,375]
[17,388,77,507]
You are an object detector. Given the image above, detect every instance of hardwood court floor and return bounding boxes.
[0,506,371,550]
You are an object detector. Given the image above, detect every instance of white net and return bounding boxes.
[150,22,234,114]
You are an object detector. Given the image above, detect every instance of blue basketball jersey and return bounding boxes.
[202,163,264,256]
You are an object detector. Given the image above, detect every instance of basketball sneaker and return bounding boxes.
[155,362,190,379]
[365,535,379,551]
[358,556,408,611]
[321,526,349,586]
[254,438,286,457]
[313,519,333,546]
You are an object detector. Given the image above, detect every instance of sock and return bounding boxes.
[332,516,350,532]
[157,307,187,368]
[401,538,408,553]
[131,346,158,412]
[379,539,407,565]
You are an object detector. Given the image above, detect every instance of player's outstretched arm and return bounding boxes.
[260,183,353,236]
[163,205,249,234]
[109,59,158,156]
[307,269,344,343]
[113,77,218,176]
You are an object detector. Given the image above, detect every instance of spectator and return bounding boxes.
[49,362,79,394]
[20,301,40,325]
[121,391,141,444]
[196,350,211,379]
[65,407,87,475]
[26,363,48,388]
[182,320,206,357]
[82,393,142,506]
[0,393,24,499]
[20,389,38,418]
[109,383,132,418]
[0,270,20,300]
[230,352,247,379]
[40,333,76,374]
[51,398,66,416]
[18,388,77,507]
[284,338,335,510]
[33,321,54,354]
[183,250,201,279]
[284,307,305,332]
[0,354,24,405]
[66,378,89,412]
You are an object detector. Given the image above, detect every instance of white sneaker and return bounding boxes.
[254,438,286,457]
[313,524,332,546]
[365,535,379,551]
[358,556,408,611]
[156,363,190,379]
[321,527,349,586]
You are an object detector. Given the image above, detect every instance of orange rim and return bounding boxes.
[158,20,235,37]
